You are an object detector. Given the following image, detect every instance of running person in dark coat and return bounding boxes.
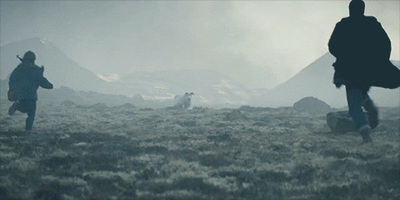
[328,0,400,143]
[8,51,53,131]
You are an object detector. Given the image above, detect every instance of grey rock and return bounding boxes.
[293,96,331,114]
[326,111,356,133]
[326,111,376,134]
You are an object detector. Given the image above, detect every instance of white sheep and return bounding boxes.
[174,92,194,109]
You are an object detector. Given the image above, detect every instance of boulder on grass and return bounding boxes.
[326,111,376,134]
[326,111,356,133]
[293,96,332,114]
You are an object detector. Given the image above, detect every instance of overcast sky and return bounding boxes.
[1,0,399,88]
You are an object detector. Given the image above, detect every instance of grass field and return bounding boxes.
[1,101,399,200]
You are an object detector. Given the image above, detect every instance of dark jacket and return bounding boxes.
[9,63,53,101]
[328,16,400,89]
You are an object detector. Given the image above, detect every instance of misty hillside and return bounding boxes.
[0,79,174,108]
[0,38,108,92]
[251,53,400,108]
[0,38,252,107]
[1,38,399,108]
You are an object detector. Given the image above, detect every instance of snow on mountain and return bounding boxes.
[97,73,121,82]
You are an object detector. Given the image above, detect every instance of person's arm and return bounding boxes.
[36,66,53,89]
[38,77,53,89]
[328,22,344,59]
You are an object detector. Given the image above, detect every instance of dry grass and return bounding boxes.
[0,101,399,200]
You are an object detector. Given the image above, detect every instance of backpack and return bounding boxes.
[8,89,17,101]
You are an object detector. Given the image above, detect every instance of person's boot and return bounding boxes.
[8,101,18,115]
[359,125,372,143]
[363,99,379,129]
[25,123,33,131]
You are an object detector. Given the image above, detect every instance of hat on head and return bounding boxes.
[22,51,36,63]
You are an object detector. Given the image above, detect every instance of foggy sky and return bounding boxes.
[1,0,399,89]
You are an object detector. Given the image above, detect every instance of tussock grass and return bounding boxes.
[0,101,399,199]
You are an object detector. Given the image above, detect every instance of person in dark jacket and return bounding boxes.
[328,0,400,143]
[8,51,53,131]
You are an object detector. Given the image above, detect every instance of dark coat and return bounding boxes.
[9,63,53,101]
[328,16,400,89]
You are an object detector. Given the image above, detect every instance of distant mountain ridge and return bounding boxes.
[1,38,399,108]
[0,38,252,107]
[0,38,108,92]
[251,53,400,107]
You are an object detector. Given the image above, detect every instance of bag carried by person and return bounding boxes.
[8,89,17,101]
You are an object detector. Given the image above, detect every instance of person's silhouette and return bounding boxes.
[328,0,400,143]
[8,51,53,131]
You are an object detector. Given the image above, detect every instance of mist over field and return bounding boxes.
[1,37,399,108]
[1,1,399,88]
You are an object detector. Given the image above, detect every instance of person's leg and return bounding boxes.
[346,86,368,128]
[363,96,379,129]
[346,85,372,143]
[8,101,19,115]
[18,100,37,131]
[16,100,27,113]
